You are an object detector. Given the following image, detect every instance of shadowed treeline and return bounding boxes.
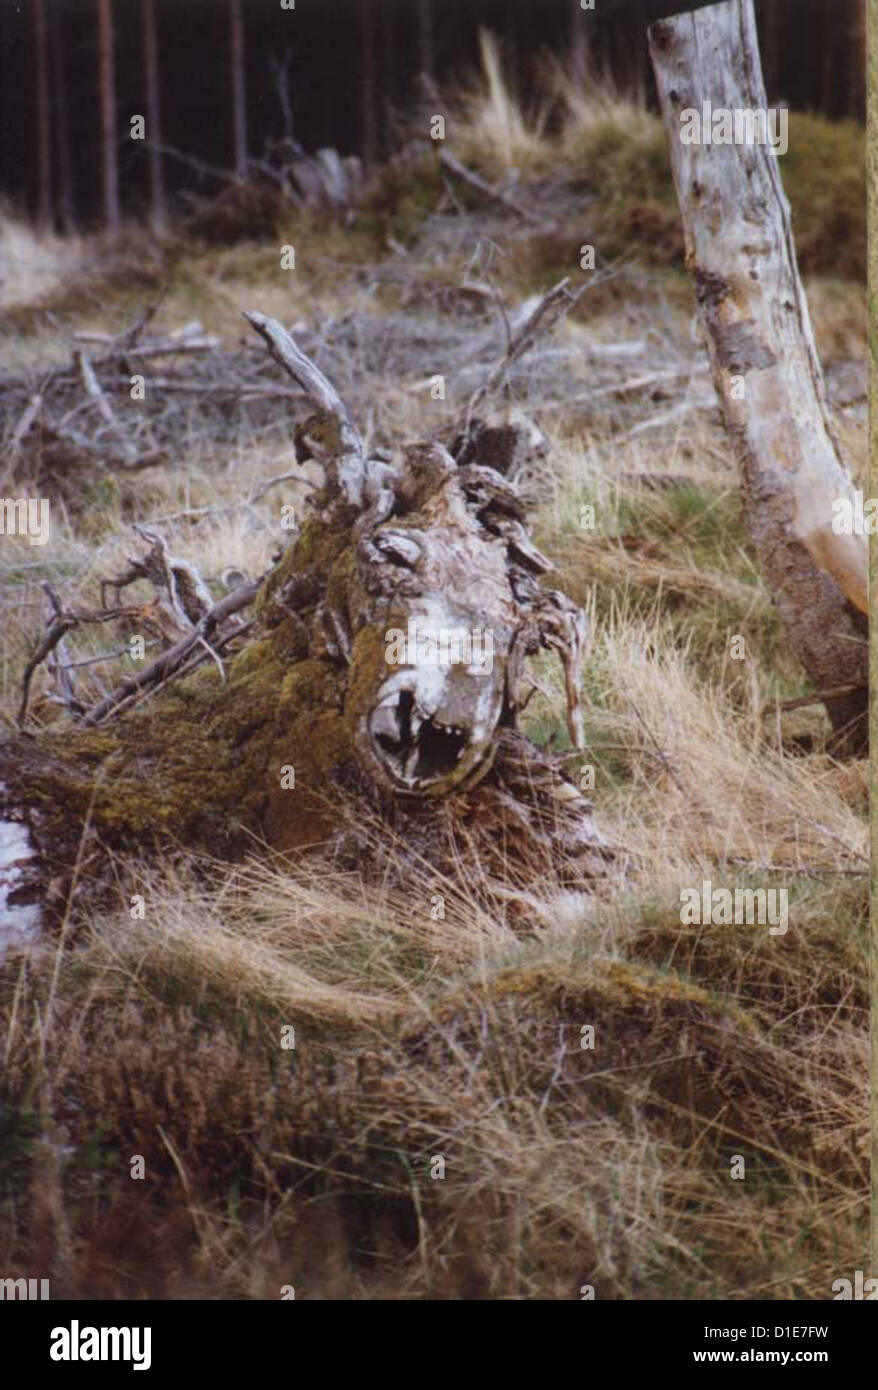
[0,0,866,233]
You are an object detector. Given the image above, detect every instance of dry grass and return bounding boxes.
[0,208,93,312]
[452,31,550,174]
[0,826,866,1298]
[0,57,869,1300]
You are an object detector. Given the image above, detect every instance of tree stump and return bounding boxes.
[0,315,611,920]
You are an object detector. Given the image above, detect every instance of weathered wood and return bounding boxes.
[648,0,867,754]
[1,313,609,919]
[243,310,367,505]
[73,349,115,424]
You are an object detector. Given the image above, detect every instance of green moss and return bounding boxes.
[0,496,374,861]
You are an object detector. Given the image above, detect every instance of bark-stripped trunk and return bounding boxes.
[229,0,248,181]
[34,0,52,234]
[648,0,868,756]
[142,0,166,234]
[97,0,119,237]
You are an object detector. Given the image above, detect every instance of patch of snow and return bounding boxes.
[0,816,41,958]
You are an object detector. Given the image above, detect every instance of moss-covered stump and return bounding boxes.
[1,354,610,915]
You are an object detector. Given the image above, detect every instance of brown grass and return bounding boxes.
[0,54,868,1301]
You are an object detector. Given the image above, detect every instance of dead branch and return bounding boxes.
[438,148,544,227]
[18,592,135,728]
[81,578,259,726]
[242,311,362,449]
[762,682,866,716]
[99,376,301,400]
[249,469,318,501]
[7,393,43,457]
[243,310,367,505]
[73,349,115,424]
[119,288,169,350]
[463,277,581,434]
[141,137,238,185]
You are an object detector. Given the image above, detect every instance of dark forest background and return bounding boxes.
[0,0,866,233]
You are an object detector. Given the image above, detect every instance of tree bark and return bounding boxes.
[648,0,868,755]
[229,0,248,181]
[378,1,395,161]
[852,0,866,122]
[50,0,76,234]
[417,0,433,79]
[359,0,378,167]
[571,0,587,87]
[97,0,119,237]
[142,0,166,234]
[33,0,52,234]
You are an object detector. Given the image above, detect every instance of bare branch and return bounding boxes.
[244,310,367,506]
[73,349,115,424]
[438,148,545,228]
[81,578,259,726]
[243,310,363,450]
[7,393,43,457]
[463,277,576,434]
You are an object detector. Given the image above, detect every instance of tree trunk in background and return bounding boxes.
[229,0,248,180]
[50,1,75,234]
[97,0,119,237]
[379,0,396,159]
[33,0,52,233]
[632,0,650,97]
[418,0,433,79]
[649,0,868,756]
[820,2,838,118]
[142,0,166,234]
[359,0,377,167]
[852,0,866,120]
[571,0,587,86]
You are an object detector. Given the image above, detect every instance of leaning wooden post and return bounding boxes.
[648,0,868,755]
